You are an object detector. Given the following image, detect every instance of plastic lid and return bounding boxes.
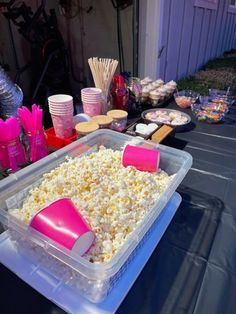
[91,115,113,126]
[75,122,99,135]
[107,110,128,120]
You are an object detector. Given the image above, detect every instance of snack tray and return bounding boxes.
[141,108,191,127]
[0,192,181,314]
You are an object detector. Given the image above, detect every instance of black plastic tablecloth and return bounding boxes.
[1,102,236,314]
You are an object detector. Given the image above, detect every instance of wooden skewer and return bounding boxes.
[88,57,118,103]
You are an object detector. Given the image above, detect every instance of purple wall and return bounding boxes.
[157,0,236,81]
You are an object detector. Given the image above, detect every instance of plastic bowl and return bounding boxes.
[208,89,236,107]
[191,103,225,123]
[174,90,199,108]
[208,88,235,98]
[198,95,229,113]
[201,102,228,114]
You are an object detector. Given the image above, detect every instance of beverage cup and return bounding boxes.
[122,144,160,172]
[30,198,95,256]
[82,101,103,117]
[48,94,73,104]
[51,113,73,138]
[81,87,102,95]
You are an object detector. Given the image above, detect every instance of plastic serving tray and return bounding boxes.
[0,130,192,303]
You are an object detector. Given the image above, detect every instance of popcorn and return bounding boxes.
[11,147,174,264]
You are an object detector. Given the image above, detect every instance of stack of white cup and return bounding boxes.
[81,88,104,116]
[48,94,74,139]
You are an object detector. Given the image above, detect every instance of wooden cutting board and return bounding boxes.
[123,118,175,143]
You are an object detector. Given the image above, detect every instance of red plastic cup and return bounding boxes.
[30,198,95,256]
[122,144,160,172]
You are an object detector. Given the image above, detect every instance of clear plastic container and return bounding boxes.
[0,129,192,303]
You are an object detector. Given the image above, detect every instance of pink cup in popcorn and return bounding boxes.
[30,198,95,256]
[122,144,160,172]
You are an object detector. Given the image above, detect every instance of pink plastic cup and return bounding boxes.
[122,144,160,172]
[51,113,73,138]
[82,101,103,117]
[30,198,95,256]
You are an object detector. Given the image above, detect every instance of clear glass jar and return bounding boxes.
[107,110,128,132]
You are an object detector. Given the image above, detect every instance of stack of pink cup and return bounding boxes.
[48,94,74,139]
[81,88,104,116]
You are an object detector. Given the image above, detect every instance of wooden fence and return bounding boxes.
[157,0,236,81]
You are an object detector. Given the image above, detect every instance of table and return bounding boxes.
[1,100,236,314]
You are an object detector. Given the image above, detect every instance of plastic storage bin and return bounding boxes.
[0,129,192,303]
